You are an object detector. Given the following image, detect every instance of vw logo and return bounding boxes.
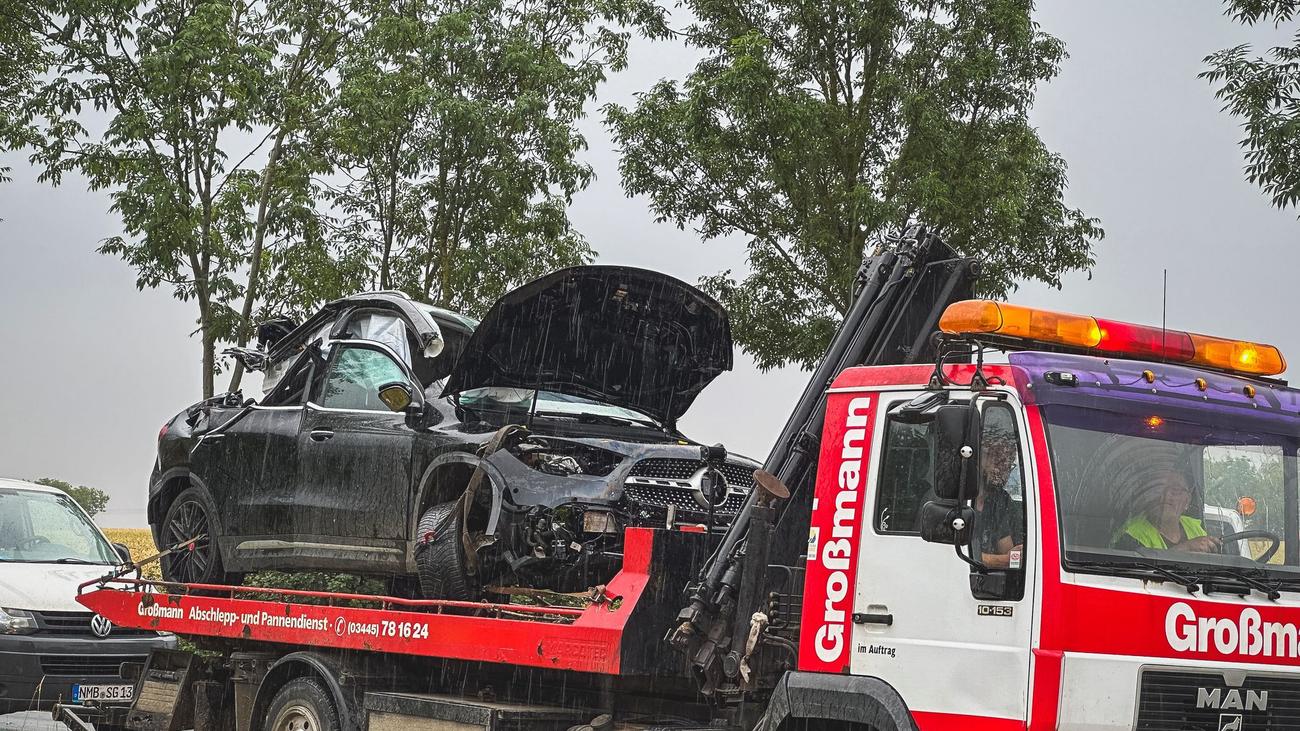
[90,614,113,638]
[689,466,730,509]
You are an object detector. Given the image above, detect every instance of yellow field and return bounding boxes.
[102,527,162,580]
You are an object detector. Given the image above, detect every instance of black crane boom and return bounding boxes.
[669,225,978,700]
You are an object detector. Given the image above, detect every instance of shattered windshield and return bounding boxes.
[0,490,118,564]
[1046,403,1300,585]
[458,387,660,426]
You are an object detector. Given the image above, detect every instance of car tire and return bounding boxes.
[262,677,340,731]
[415,500,477,601]
[159,486,230,585]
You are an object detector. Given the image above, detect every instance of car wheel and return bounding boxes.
[262,677,340,731]
[159,487,229,585]
[415,500,478,601]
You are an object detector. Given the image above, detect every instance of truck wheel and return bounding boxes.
[159,487,229,585]
[415,500,477,601]
[263,677,340,731]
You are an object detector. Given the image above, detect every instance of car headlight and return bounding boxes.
[0,608,37,635]
[510,438,621,477]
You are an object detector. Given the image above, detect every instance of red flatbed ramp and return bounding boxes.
[78,528,674,675]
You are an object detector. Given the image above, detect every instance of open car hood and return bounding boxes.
[443,266,732,425]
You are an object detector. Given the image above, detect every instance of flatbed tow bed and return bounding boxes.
[78,529,663,676]
[74,528,722,731]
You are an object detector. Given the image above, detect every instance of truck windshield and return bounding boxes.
[0,489,119,564]
[1044,404,1300,587]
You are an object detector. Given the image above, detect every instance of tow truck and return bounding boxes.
[68,226,1300,730]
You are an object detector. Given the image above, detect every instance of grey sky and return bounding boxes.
[0,1,1296,527]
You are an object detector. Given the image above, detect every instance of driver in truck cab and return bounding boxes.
[1112,467,1222,553]
[972,421,1025,568]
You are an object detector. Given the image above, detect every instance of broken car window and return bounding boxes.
[262,351,314,407]
[262,320,331,396]
[319,345,411,411]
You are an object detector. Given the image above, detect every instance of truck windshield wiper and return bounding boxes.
[1185,567,1284,601]
[1068,558,1202,594]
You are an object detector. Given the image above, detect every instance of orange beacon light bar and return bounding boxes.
[938,300,1287,377]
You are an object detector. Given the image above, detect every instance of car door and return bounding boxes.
[851,392,1036,725]
[295,341,415,570]
[189,351,314,555]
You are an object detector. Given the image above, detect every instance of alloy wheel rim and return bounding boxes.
[164,499,213,582]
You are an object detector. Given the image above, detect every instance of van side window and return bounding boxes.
[874,414,933,535]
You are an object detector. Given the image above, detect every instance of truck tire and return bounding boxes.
[159,487,231,585]
[415,500,477,601]
[263,677,340,731]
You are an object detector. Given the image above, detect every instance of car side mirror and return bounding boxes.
[930,404,981,501]
[378,382,416,412]
[378,381,429,428]
[112,542,132,564]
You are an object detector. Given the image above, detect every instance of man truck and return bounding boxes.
[67,227,1300,730]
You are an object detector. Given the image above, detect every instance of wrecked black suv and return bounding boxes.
[149,266,759,598]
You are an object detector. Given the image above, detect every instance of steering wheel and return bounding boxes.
[15,535,50,551]
[1220,529,1281,564]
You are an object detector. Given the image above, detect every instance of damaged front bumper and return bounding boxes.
[471,428,758,593]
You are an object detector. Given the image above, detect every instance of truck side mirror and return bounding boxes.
[930,404,981,501]
[917,501,974,545]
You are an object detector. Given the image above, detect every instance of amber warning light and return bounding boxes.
[939,300,1286,377]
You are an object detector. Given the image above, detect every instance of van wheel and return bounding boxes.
[415,500,477,601]
[159,487,229,585]
[263,677,340,731]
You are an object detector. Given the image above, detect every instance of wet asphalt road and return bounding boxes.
[0,712,70,731]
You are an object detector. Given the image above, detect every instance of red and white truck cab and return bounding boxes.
[800,299,1300,731]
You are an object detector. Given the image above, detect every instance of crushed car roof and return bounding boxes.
[443,266,733,425]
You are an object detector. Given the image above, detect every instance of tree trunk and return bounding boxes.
[379,144,400,290]
[202,330,216,399]
[227,131,287,393]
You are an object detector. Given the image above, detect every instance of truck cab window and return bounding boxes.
[972,404,1027,572]
[874,414,933,535]
[318,345,411,411]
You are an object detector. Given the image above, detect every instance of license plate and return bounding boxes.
[72,684,134,703]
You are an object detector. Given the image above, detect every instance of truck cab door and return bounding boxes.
[851,391,1036,725]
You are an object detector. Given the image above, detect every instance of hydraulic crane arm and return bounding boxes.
[670,225,978,698]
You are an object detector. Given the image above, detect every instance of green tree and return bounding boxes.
[322,0,663,316]
[33,477,111,518]
[606,0,1101,371]
[4,0,347,398]
[1203,1,1300,213]
[0,2,45,205]
[223,0,352,393]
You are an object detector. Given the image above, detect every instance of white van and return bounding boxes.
[0,478,173,722]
